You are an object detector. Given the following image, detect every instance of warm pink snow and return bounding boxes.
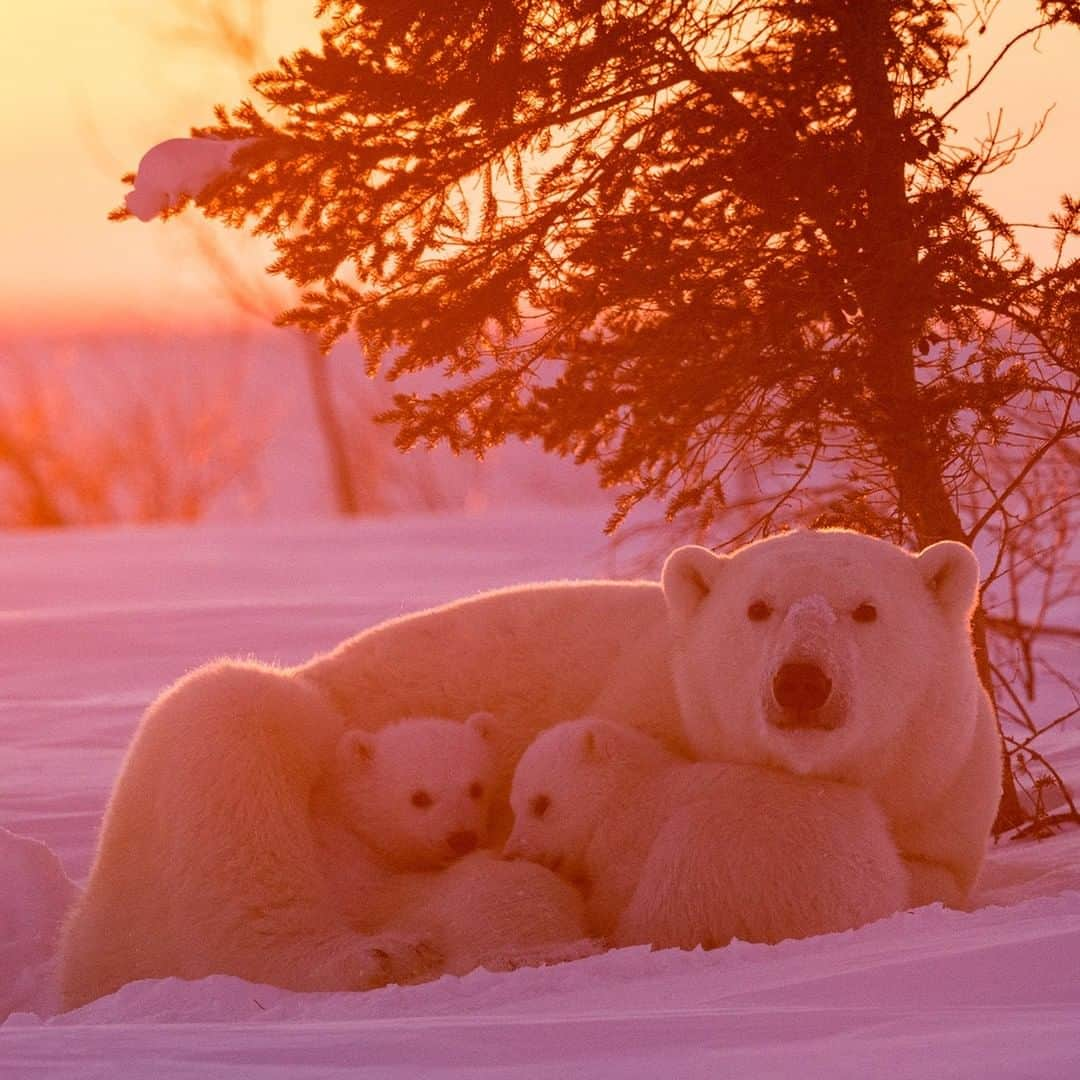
[2,508,1079,1077]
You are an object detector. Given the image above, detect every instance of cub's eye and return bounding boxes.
[529,793,551,819]
[747,600,772,622]
[468,780,485,800]
[853,602,878,624]
[410,789,433,809]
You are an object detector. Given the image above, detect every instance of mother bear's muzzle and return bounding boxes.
[764,595,850,732]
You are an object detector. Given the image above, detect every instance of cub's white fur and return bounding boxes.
[61,530,999,1006]
[325,712,497,871]
[313,713,591,980]
[506,718,909,947]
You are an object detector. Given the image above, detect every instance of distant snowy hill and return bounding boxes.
[2,509,1079,1077]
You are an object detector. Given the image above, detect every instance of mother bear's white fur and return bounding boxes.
[59,530,1000,1007]
[661,531,1001,909]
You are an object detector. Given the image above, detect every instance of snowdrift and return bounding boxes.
[2,509,1078,1077]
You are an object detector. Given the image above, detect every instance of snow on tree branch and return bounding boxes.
[123,137,255,222]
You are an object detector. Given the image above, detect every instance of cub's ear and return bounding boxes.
[579,717,620,763]
[916,541,980,619]
[662,545,728,624]
[465,710,498,741]
[337,729,376,768]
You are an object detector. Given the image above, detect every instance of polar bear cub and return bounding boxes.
[328,712,498,872]
[315,712,592,980]
[506,717,909,950]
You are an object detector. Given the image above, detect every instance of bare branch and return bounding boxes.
[939,18,1055,123]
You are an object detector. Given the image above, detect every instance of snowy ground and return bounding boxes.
[2,508,1079,1078]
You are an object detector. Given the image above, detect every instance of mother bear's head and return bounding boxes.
[661,529,981,781]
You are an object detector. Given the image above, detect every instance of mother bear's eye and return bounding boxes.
[468,780,485,800]
[529,793,551,819]
[410,789,433,809]
[853,602,878,623]
[746,600,772,622]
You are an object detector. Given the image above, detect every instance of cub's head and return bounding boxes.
[504,717,668,883]
[335,712,497,870]
[662,530,981,778]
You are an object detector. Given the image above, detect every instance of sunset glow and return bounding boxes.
[3,3,1079,1065]
[0,2,1076,335]
[0,1,317,334]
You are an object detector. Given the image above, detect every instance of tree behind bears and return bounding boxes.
[118,1,1080,827]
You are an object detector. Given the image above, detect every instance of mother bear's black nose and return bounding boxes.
[773,662,832,712]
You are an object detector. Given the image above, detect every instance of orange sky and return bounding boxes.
[0,1,1076,336]
[0,0,317,334]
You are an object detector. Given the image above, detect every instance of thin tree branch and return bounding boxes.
[939,19,1054,123]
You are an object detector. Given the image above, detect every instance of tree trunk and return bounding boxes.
[834,0,1025,832]
[301,336,360,517]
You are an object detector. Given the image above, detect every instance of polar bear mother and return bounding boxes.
[60,529,1001,1007]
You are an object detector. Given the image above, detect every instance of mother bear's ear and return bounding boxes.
[662,545,730,625]
[915,541,980,619]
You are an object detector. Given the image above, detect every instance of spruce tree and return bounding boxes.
[124,0,1080,828]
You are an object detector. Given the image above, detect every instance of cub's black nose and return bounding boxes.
[773,662,832,712]
[447,830,478,856]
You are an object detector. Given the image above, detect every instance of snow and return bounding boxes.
[2,508,1079,1077]
[124,138,255,222]
[0,830,78,1020]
